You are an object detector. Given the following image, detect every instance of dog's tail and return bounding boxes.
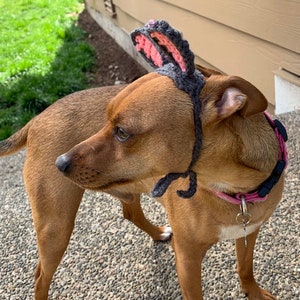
[0,122,31,156]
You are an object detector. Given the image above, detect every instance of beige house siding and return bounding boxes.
[86,0,300,111]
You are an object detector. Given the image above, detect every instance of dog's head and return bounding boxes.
[55,72,194,190]
[55,68,268,191]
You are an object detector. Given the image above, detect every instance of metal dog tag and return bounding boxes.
[236,196,251,247]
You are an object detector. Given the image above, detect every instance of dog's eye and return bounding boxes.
[114,126,130,142]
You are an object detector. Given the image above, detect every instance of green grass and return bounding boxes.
[0,0,95,139]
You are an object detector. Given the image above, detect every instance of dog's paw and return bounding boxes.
[244,287,277,300]
[159,226,172,241]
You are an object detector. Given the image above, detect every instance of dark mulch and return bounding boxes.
[78,9,147,87]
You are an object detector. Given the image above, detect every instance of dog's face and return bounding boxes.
[56,69,268,192]
[56,73,195,190]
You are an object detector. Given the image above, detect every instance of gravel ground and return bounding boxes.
[0,111,299,299]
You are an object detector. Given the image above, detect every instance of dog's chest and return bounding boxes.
[219,222,262,240]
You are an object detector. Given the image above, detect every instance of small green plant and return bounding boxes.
[0,0,94,139]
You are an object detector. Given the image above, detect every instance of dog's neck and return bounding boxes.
[198,112,288,204]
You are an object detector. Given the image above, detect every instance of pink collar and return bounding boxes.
[210,112,288,205]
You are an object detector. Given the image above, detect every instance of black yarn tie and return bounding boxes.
[151,170,197,199]
[151,67,204,199]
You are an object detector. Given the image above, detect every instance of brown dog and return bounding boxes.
[54,64,286,300]
[0,65,285,299]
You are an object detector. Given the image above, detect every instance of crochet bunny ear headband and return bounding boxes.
[131,20,205,199]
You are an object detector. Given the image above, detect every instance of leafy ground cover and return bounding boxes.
[0,0,94,139]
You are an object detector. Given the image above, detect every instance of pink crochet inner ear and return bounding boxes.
[135,35,163,67]
[150,32,186,72]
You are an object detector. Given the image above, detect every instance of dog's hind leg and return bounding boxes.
[24,162,84,300]
[117,193,172,241]
[235,229,276,300]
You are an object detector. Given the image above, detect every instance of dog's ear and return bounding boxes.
[195,64,223,77]
[215,76,268,119]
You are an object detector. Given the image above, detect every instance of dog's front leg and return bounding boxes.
[172,236,211,300]
[236,229,276,300]
[24,159,85,299]
[120,194,172,241]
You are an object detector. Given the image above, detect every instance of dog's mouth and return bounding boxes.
[100,179,134,191]
[75,178,134,191]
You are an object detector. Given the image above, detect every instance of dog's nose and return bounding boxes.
[55,154,72,174]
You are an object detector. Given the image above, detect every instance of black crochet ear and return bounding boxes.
[131,20,195,76]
